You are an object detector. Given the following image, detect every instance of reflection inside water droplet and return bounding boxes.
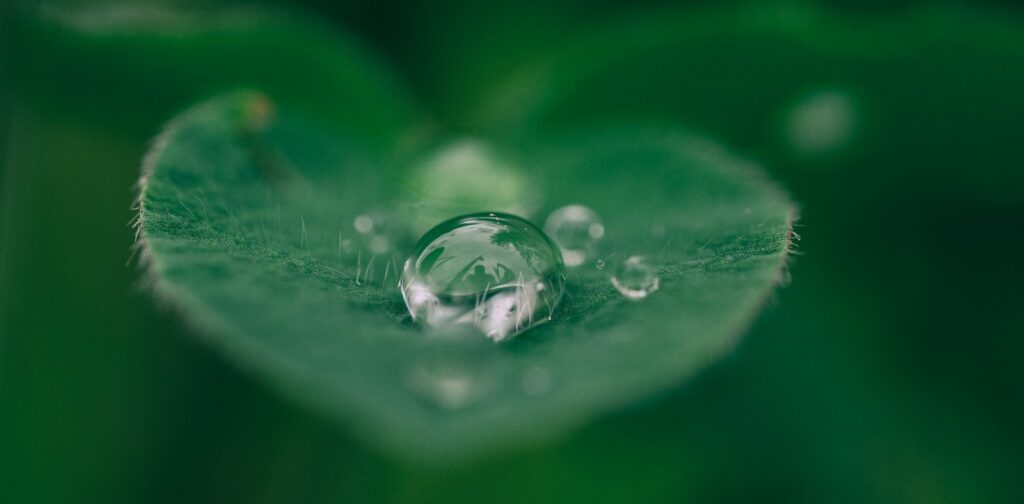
[401,212,566,342]
[544,205,604,267]
[611,256,660,300]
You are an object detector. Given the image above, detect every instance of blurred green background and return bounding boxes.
[2,0,1023,502]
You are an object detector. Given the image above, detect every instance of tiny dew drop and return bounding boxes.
[401,212,566,342]
[611,256,660,300]
[353,214,374,234]
[543,204,604,267]
[354,211,399,255]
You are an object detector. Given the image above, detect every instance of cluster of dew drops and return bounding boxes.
[395,204,660,346]
[330,154,662,409]
[389,84,857,349]
[388,204,661,410]
[542,205,660,302]
[332,87,859,408]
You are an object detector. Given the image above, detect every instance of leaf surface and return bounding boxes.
[137,92,795,461]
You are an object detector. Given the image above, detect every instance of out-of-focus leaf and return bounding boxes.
[6,2,417,145]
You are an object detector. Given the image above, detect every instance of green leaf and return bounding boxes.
[137,91,795,461]
[6,3,416,145]
[466,3,1024,203]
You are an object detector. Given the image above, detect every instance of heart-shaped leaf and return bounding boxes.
[137,91,796,461]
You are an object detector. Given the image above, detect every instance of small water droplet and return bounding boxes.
[544,204,604,267]
[401,212,565,342]
[611,256,660,300]
[346,211,405,277]
[354,214,374,234]
[596,259,606,270]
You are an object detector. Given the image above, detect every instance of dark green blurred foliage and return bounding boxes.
[2,1,1023,503]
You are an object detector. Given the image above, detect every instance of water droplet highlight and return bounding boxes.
[401,212,566,342]
[611,256,660,300]
[543,204,604,267]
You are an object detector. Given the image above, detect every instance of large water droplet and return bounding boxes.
[401,212,566,342]
[543,204,604,267]
[611,256,660,300]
